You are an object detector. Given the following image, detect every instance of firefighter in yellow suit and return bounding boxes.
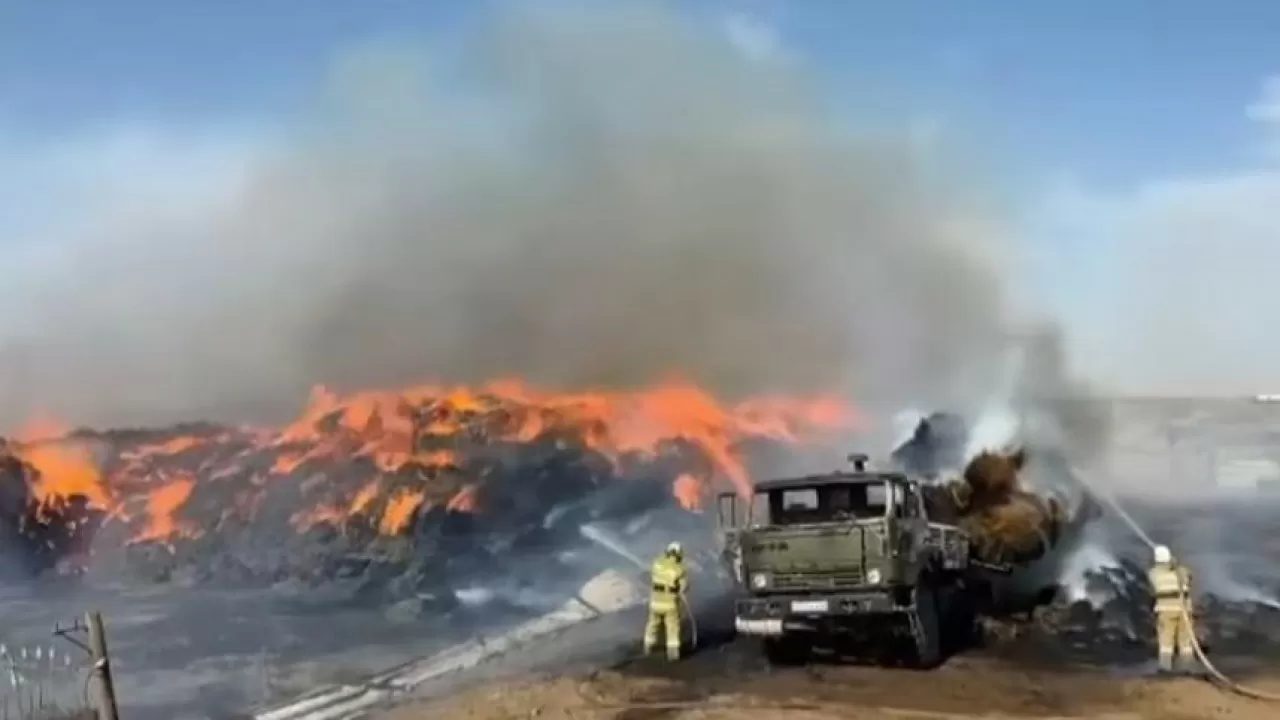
[644,541,688,661]
[1148,544,1196,672]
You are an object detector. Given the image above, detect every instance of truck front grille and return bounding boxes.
[771,569,863,591]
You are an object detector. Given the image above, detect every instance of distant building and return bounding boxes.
[1253,394,1280,403]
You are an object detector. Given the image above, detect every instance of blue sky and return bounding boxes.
[4,1,1276,181]
[2,0,1279,396]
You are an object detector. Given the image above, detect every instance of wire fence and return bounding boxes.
[0,641,96,720]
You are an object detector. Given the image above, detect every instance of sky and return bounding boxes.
[2,0,1280,405]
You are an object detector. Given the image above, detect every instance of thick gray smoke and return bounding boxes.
[4,2,1025,429]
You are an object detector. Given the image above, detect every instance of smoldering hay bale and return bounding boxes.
[964,448,1024,499]
[922,449,1068,567]
[892,409,1085,570]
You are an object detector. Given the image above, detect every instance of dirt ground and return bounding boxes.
[378,645,1280,720]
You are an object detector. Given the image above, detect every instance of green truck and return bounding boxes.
[716,453,996,668]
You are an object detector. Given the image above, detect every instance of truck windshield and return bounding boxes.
[759,482,888,525]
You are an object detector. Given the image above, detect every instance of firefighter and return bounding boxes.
[644,541,688,661]
[1149,544,1196,672]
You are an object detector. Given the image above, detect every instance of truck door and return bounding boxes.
[716,492,745,583]
[716,492,740,531]
[893,483,927,564]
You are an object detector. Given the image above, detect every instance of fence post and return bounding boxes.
[85,612,120,720]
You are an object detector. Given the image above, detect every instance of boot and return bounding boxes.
[1157,652,1173,673]
[667,646,681,661]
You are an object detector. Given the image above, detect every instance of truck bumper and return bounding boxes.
[734,592,900,635]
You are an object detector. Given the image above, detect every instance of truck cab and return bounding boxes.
[717,454,970,667]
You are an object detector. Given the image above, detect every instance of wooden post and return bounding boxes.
[85,612,120,720]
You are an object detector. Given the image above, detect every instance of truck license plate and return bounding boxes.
[790,599,829,614]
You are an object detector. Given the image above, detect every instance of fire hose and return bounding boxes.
[634,589,697,659]
[680,588,699,652]
[1175,590,1280,701]
[633,585,697,659]
[1081,475,1280,702]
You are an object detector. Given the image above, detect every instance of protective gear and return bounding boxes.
[1149,549,1196,672]
[665,541,683,560]
[644,549,688,661]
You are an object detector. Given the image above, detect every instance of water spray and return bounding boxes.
[1064,466,1280,701]
[1066,465,1158,551]
[966,336,1280,701]
[579,523,648,571]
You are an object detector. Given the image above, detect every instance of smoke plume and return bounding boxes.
[4,2,1027,429]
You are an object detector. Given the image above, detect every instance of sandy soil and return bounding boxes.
[379,644,1280,720]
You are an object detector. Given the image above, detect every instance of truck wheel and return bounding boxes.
[942,587,980,653]
[909,581,942,669]
[762,636,807,666]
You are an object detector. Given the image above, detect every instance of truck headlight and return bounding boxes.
[866,568,882,585]
[750,572,769,589]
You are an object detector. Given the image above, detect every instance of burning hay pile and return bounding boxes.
[2,380,1106,616]
[928,449,1068,567]
[897,412,1080,572]
[0,440,102,577]
[1,381,855,592]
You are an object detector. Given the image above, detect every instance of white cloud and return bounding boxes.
[1039,77,1280,396]
[0,122,266,249]
[0,123,271,335]
[1245,76,1280,125]
[721,11,782,62]
[1245,74,1280,159]
[906,116,943,157]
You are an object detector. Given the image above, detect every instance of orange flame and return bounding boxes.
[672,474,703,512]
[12,415,112,513]
[6,379,859,546]
[129,477,198,544]
[446,485,478,513]
[379,489,426,535]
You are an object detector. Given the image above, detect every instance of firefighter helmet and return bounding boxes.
[665,541,683,560]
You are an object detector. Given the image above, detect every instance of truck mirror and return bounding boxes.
[716,492,739,529]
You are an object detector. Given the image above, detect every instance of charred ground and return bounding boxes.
[379,523,1280,720]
